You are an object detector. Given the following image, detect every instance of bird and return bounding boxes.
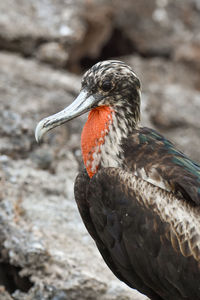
[35,60,200,300]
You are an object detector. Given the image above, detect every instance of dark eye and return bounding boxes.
[101,80,112,92]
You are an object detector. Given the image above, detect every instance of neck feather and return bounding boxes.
[81,105,138,178]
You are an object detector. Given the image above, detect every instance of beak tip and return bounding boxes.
[34,89,92,143]
[35,119,46,143]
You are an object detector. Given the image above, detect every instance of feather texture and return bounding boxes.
[123,127,200,206]
[75,167,200,300]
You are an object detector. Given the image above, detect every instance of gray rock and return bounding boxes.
[36,42,69,68]
[2,0,200,72]
[114,0,200,59]
[0,1,200,299]
[0,52,147,299]
[0,0,84,56]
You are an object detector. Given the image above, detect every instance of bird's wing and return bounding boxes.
[86,167,200,299]
[123,127,200,206]
[74,169,163,299]
[74,169,135,288]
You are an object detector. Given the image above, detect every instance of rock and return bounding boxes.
[174,41,200,72]
[0,52,147,299]
[0,0,114,71]
[0,288,13,300]
[66,1,114,72]
[36,42,69,68]
[0,0,84,56]
[1,0,200,73]
[114,0,200,58]
[1,1,200,299]
[0,51,80,158]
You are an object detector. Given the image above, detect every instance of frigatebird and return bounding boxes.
[35,60,200,300]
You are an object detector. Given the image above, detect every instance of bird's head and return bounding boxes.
[35,60,141,143]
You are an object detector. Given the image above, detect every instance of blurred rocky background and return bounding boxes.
[0,0,200,299]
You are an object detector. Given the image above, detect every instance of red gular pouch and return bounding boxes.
[81,106,114,178]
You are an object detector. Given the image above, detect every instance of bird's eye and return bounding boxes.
[101,80,112,92]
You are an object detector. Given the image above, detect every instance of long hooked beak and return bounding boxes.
[35,89,96,142]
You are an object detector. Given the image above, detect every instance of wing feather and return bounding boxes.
[86,168,200,299]
[123,127,200,205]
[74,169,162,300]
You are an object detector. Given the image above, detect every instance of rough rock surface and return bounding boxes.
[1,0,200,71]
[0,1,200,300]
[114,0,200,58]
[0,53,147,299]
